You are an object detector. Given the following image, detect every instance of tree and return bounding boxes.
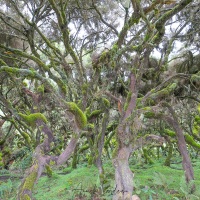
[0,0,199,199]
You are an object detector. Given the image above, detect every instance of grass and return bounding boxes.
[1,158,200,199]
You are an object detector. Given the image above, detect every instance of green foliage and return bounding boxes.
[179,176,200,199]
[1,159,200,199]
[0,179,13,199]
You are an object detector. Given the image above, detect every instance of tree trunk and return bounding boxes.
[112,73,137,200]
[113,145,133,200]
[164,105,195,192]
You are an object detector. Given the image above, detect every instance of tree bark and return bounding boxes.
[164,105,195,192]
[113,145,133,200]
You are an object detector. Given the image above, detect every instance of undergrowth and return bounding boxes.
[0,158,200,199]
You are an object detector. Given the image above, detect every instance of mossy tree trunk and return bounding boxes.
[17,89,83,200]
[72,143,79,169]
[95,111,109,193]
[112,73,137,200]
[163,104,195,192]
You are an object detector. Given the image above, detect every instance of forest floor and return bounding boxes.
[0,157,200,200]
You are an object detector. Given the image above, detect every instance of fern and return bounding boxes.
[0,179,13,199]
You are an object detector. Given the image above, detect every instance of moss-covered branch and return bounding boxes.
[0,44,49,70]
[164,129,200,149]
[66,102,87,129]
[19,113,48,127]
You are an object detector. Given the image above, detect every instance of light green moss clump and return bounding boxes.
[19,113,48,127]
[37,85,44,94]
[21,132,31,146]
[185,134,200,149]
[19,164,38,200]
[45,165,53,177]
[87,110,102,119]
[164,129,176,137]
[102,98,110,107]
[151,83,177,100]
[191,74,200,83]
[87,123,95,130]
[0,152,3,167]
[67,102,87,129]
[144,111,156,118]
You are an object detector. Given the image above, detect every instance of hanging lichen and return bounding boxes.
[66,102,87,129]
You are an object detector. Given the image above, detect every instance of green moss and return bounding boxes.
[87,123,95,129]
[198,104,200,113]
[143,148,154,164]
[19,164,38,199]
[37,85,44,93]
[0,152,3,167]
[185,134,200,149]
[164,129,176,137]
[102,98,110,107]
[87,110,102,119]
[164,143,173,166]
[142,107,152,111]
[21,132,31,146]
[191,74,200,82]
[99,50,108,62]
[45,165,53,177]
[136,98,143,108]
[0,58,7,66]
[19,113,48,127]
[194,115,200,124]
[2,66,20,74]
[67,102,87,129]
[81,83,88,95]
[144,111,156,118]
[49,160,56,166]
[124,92,132,111]
[112,140,119,159]
[151,83,177,100]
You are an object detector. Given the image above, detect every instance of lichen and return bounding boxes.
[19,113,48,127]
[67,102,87,129]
